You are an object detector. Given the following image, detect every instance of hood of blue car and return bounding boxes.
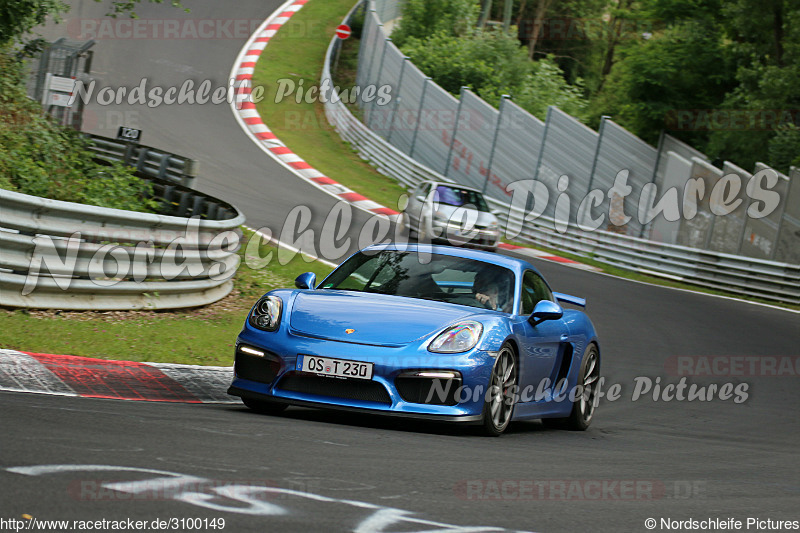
[288,290,477,346]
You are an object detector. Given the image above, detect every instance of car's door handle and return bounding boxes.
[560,334,569,342]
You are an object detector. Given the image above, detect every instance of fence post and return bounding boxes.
[770,173,791,260]
[587,115,609,192]
[639,129,666,238]
[528,106,553,213]
[358,9,380,101]
[367,37,392,132]
[409,77,430,158]
[387,57,408,144]
[444,86,469,178]
[482,95,510,194]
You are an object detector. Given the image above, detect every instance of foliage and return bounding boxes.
[767,125,800,171]
[398,20,588,121]
[591,0,799,171]
[0,0,68,44]
[591,20,735,144]
[0,48,157,212]
[391,0,479,46]
[1,0,186,46]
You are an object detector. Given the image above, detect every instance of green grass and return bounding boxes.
[251,0,407,210]
[0,229,334,366]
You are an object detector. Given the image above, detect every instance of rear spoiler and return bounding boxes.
[554,292,586,308]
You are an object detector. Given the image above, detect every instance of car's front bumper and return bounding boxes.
[431,223,500,250]
[228,328,497,420]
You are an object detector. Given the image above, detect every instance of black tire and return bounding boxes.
[542,343,600,431]
[242,397,287,415]
[481,343,518,436]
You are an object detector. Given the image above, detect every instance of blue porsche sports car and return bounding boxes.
[228,244,600,435]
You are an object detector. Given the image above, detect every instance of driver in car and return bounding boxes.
[473,267,513,313]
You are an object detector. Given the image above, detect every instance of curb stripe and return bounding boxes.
[26,352,202,403]
[0,350,76,396]
[228,0,399,220]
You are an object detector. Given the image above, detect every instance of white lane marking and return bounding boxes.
[7,464,529,531]
[7,464,182,477]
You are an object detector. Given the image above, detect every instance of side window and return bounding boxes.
[520,270,554,315]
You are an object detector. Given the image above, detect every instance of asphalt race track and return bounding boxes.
[3,1,799,532]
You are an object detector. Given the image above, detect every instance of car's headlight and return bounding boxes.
[428,321,483,353]
[249,295,282,331]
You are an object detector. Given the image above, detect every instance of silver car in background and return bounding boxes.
[401,181,501,251]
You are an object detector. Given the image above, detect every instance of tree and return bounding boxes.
[1,0,186,46]
[705,0,800,170]
[0,0,68,45]
[593,19,735,145]
[390,0,478,47]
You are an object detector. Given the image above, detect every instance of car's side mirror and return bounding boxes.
[529,300,563,326]
[490,209,502,217]
[294,272,316,289]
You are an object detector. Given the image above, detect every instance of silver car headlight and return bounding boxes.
[428,321,483,353]
[249,295,282,332]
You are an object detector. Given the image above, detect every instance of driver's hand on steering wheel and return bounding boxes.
[475,291,496,309]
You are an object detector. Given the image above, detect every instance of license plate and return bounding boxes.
[297,355,373,380]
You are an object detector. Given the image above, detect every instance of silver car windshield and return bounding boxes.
[434,186,490,212]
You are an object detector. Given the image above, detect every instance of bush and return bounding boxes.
[0,47,157,212]
[400,28,588,121]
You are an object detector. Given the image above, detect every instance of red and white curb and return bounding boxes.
[498,243,601,271]
[0,349,236,403]
[229,0,399,219]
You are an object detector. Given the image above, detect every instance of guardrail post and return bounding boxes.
[136,148,149,173]
[482,95,510,194]
[184,159,199,189]
[157,153,170,180]
[408,77,430,159]
[444,86,469,178]
[177,191,191,217]
[191,195,206,218]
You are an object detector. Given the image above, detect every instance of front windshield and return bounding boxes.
[434,186,490,212]
[319,251,515,312]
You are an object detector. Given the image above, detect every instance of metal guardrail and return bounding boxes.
[87,134,198,188]
[321,6,800,305]
[0,142,245,310]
